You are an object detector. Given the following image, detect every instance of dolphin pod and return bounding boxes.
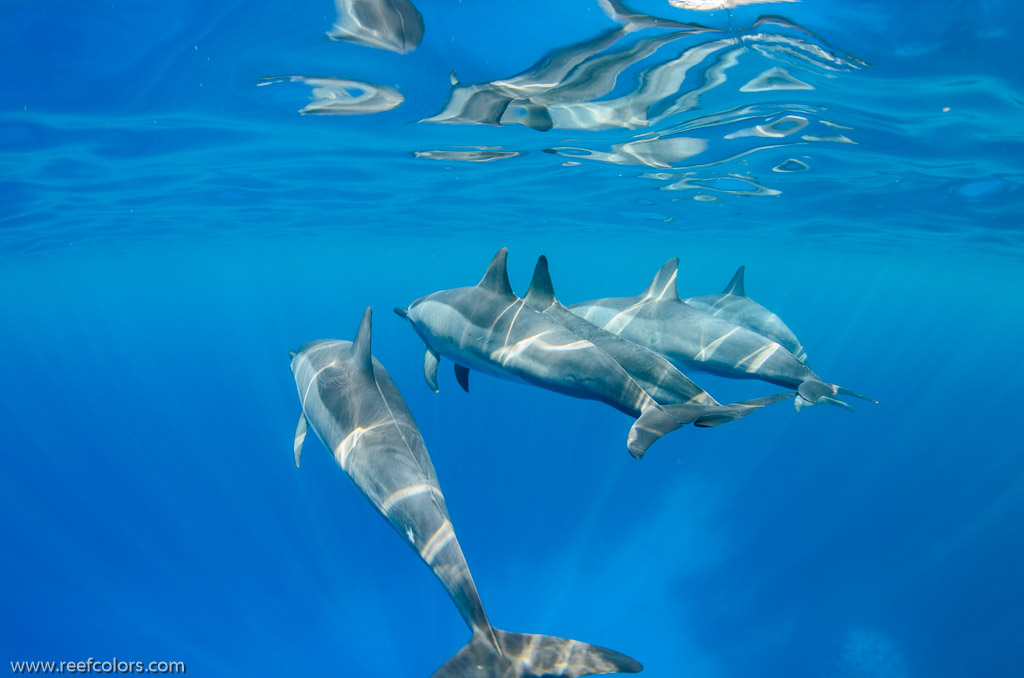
[290,309,642,677]
[569,258,874,410]
[522,254,796,427]
[287,250,873,675]
[394,248,690,459]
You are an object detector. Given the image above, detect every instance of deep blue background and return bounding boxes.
[2,1,1023,676]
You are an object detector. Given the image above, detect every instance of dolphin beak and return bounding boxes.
[394,307,409,319]
[288,350,297,360]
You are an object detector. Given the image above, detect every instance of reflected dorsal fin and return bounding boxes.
[642,258,680,301]
[477,248,515,297]
[524,255,556,310]
[723,266,746,296]
[353,307,373,370]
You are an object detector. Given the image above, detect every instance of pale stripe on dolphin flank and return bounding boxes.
[420,520,456,565]
[735,342,781,374]
[302,360,339,409]
[380,482,444,514]
[693,327,738,361]
[332,421,388,470]
[501,301,528,350]
[601,299,646,335]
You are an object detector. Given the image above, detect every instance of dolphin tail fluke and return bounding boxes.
[795,380,874,411]
[684,393,797,428]
[432,627,642,678]
[837,386,877,403]
[627,403,683,459]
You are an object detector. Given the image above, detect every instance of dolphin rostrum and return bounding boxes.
[683,265,808,363]
[523,255,795,425]
[290,308,642,677]
[395,249,691,459]
[569,259,874,410]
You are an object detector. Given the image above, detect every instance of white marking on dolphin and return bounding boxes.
[290,309,643,676]
[684,265,809,363]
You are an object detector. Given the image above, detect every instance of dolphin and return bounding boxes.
[684,265,808,363]
[395,249,691,459]
[569,259,874,410]
[523,255,795,425]
[290,308,642,677]
[327,0,424,54]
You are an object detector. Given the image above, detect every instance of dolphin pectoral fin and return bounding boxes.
[454,364,470,393]
[424,346,440,393]
[433,627,641,678]
[626,403,683,459]
[821,396,856,412]
[293,413,308,468]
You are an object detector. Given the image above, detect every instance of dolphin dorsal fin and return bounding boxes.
[524,255,556,310]
[353,307,373,369]
[477,248,515,297]
[642,258,680,301]
[723,266,746,296]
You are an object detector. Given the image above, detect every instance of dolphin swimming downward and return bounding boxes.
[569,259,874,410]
[290,308,642,677]
[395,248,692,459]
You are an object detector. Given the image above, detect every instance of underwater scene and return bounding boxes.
[2,0,1023,676]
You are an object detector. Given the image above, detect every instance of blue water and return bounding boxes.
[2,1,1023,676]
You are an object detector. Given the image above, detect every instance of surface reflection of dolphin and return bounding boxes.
[327,0,424,53]
[422,11,861,134]
[263,76,403,115]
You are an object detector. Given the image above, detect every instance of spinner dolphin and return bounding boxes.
[523,255,795,425]
[684,265,808,363]
[570,259,873,410]
[395,249,691,458]
[290,308,642,677]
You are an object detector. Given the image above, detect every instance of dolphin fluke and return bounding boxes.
[433,627,642,677]
[687,393,796,427]
[627,403,684,459]
[796,380,874,411]
[838,386,878,403]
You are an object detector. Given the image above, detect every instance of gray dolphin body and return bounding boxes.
[569,260,873,410]
[290,309,642,677]
[328,0,424,53]
[523,255,795,425]
[684,266,808,363]
[395,249,687,459]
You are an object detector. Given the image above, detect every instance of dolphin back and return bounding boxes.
[433,627,642,678]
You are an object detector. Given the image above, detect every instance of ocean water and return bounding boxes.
[2,0,1023,676]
